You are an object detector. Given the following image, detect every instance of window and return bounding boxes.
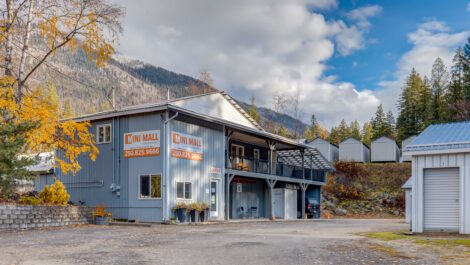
[139,174,162,199]
[97,124,112,144]
[176,182,192,199]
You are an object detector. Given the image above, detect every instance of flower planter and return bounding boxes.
[199,210,208,222]
[190,210,199,223]
[95,216,110,225]
[176,208,187,223]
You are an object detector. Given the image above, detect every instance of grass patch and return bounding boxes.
[368,244,409,258]
[364,231,409,241]
[414,238,470,248]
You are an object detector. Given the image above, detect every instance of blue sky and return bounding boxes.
[113,0,469,127]
[327,0,470,92]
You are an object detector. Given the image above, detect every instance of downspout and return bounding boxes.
[163,110,179,221]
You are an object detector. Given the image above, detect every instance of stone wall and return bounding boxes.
[0,204,93,230]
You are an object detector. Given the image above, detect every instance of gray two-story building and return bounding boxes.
[35,92,333,222]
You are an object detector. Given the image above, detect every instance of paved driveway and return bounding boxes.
[0,219,436,265]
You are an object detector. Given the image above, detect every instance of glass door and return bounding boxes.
[210,179,219,218]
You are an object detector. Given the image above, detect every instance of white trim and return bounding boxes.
[231,144,245,157]
[138,173,163,200]
[96,124,112,144]
[404,148,470,156]
[175,181,192,200]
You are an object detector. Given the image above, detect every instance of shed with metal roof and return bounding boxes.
[371,136,400,163]
[339,137,370,163]
[403,121,470,234]
[306,137,339,163]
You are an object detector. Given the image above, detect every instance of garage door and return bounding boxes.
[423,168,459,232]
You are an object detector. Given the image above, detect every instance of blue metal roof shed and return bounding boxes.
[403,121,470,155]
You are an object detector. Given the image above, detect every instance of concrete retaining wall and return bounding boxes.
[0,204,93,230]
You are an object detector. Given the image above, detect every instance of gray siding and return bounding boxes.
[339,138,370,163]
[168,118,225,220]
[126,113,164,222]
[50,118,130,219]
[309,139,338,162]
[371,137,400,162]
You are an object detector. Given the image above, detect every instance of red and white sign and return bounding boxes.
[210,167,221,174]
[171,131,203,161]
[124,130,161,158]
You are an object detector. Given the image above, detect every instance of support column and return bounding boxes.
[266,179,277,220]
[300,183,309,219]
[266,141,276,175]
[225,174,235,221]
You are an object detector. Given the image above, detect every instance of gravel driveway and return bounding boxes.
[0,219,439,265]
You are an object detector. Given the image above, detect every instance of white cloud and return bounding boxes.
[377,20,469,114]
[111,0,382,128]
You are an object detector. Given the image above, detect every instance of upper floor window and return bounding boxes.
[97,124,112,144]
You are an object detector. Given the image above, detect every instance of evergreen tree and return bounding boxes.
[338,119,352,141]
[350,120,361,140]
[0,116,38,197]
[463,38,470,101]
[397,69,427,143]
[361,122,373,147]
[371,104,387,140]
[385,110,396,139]
[429,57,450,123]
[447,47,466,121]
[328,126,341,146]
[304,114,319,142]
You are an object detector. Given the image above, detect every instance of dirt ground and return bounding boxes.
[0,219,465,265]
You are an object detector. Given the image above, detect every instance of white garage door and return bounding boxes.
[423,168,460,232]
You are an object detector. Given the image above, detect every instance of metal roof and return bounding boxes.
[276,148,333,171]
[404,121,470,153]
[402,176,413,189]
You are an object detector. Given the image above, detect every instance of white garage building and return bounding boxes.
[404,122,470,234]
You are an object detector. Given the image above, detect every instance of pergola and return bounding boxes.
[276,147,333,172]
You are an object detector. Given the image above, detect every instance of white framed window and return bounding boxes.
[139,174,162,199]
[97,124,112,144]
[176,182,192,199]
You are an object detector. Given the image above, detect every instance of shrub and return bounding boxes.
[18,196,42,205]
[38,179,70,205]
[172,201,188,212]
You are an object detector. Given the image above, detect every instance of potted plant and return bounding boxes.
[199,202,209,222]
[172,202,188,223]
[188,202,200,223]
[93,204,112,225]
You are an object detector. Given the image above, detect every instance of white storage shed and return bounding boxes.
[307,137,339,162]
[339,137,370,163]
[371,136,400,162]
[402,176,413,224]
[401,135,417,162]
[273,188,297,220]
[404,122,470,234]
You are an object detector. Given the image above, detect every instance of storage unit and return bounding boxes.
[339,137,370,163]
[401,135,417,162]
[371,136,400,162]
[307,137,339,162]
[273,188,297,220]
[402,176,413,224]
[404,121,470,234]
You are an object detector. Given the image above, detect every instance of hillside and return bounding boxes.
[31,48,307,134]
[323,162,411,218]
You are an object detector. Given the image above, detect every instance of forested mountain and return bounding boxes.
[32,48,307,133]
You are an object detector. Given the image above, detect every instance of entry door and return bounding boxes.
[210,179,220,218]
[423,168,460,232]
[273,189,283,218]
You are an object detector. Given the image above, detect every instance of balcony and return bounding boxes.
[227,155,327,183]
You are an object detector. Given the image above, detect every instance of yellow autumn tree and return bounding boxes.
[0,0,123,178]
